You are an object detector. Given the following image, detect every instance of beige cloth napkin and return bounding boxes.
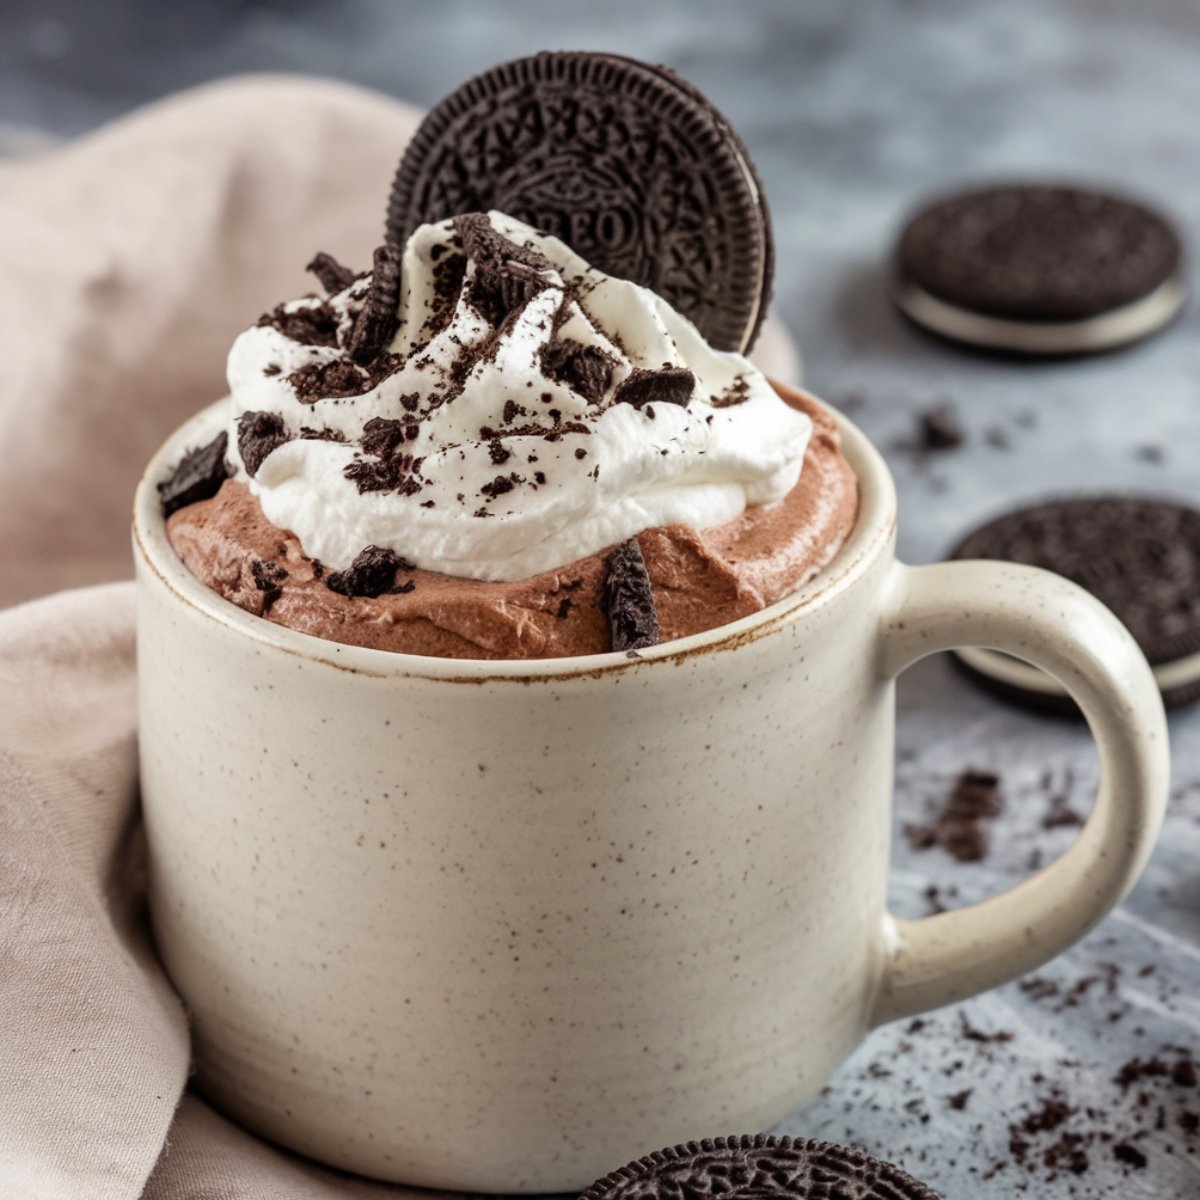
[0,582,443,1199]
[0,75,800,1197]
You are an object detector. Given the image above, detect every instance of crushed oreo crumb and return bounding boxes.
[290,358,368,403]
[158,432,232,517]
[613,366,695,410]
[325,545,415,598]
[712,374,752,407]
[905,768,1002,862]
[257,300,340,347]
[604,537,661,652]
[454,212,553,327]
[481,473,522,499]
[540,337,616,403]
[306,251,357,295]
[344,417,424,495]
[237,410,291,476]
[251,559,288,613]
[919,404,964,450]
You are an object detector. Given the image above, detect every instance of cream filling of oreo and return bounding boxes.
[894,275,1186,354]
[227,212,811,581]
[956,645,1199,696]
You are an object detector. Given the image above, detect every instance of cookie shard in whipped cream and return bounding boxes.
[221,211,813,583]
[168,210,859,659]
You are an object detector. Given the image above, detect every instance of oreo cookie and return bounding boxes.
[580,1135,941,1200]
[950,497,1200,711]
[387,51,773,354]
[894,184,1185,355]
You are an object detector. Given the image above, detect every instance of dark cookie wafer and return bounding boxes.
[387,51,773,353]
[158,432,232,518]
[348,244,403,365]
[580,1135,941,1200]
[306,251,357,296]
[605,537,660,652]
[951,496,1200,710]
[895,184,1184,355]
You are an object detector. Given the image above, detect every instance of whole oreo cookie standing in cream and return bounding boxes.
[387,51,773,353]
[894,184,1185,355]
[579,1135,942,1200]
[951,497,1200,711]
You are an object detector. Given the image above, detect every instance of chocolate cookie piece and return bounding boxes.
[306,251,357,296]
[236,410,291,476]
[580,1135,941,1200]
[387,51,773,353]
[894,185,1185,355]
[613,367,695,411]
[348,244,403,365]
[158,432,232,518]
[951,497,1200,710]
[605,537,660,652]
[325,545,416,598]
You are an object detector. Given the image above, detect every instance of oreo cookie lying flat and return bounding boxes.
[580,1135,941,1200]
[387,51,772,353]
[951,497,1200,711]
[894,184,1185,355]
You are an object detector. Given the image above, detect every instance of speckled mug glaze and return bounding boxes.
[133,393,1168,1193]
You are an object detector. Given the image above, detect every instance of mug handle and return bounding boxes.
[870,559,1170,1025]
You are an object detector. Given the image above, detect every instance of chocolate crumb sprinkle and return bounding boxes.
[257,300,340,347]
[251,559,288,613]
[290,358,370,403]
[907,768,1002,862]
[712,374,752,407]
[919,404,964,450]
[1112,1141,1148,1169]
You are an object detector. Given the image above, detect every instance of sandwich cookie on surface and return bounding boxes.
[950,496,1200,711]
[894,184,1185,356]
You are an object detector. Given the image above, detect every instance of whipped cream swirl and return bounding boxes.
[226,212,811,581]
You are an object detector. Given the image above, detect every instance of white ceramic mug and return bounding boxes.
[133,391,1169,1193]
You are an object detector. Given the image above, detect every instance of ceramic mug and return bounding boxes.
[133,390,1169,1193]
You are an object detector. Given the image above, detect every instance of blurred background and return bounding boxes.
[4,3,1199,1195]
